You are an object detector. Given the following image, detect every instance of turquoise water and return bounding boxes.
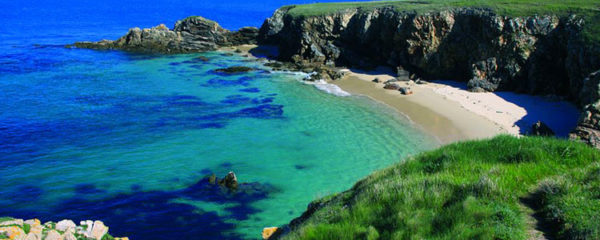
[0,0,437,239]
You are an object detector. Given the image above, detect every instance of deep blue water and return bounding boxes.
[0,1,436,239]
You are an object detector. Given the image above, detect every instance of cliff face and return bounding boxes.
[259,6,600,147]
[71,16,258,53]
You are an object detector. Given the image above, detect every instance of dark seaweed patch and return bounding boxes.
[12,185,44,202]
[1,176,278,240]
[239,88,260,93]
[75,184,106,195]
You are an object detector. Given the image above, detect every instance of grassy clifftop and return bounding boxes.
[282,0,600,43]
[285,0,600,17]
[280,136,600,240]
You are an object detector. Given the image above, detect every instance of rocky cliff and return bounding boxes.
[70,16,258,53]
[259,6,600,147]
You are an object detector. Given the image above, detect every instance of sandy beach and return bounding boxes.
[222,45,580,145]
[333,68,580,144]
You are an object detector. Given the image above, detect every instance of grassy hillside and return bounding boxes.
[279,136,600,240]
[283,0,600,43]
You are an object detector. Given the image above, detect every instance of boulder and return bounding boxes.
[56,220,76,232]
[63,233,77,240]
[25,232,41,240]
[219,172,239,190]
[262,227,279,239]
[45,230,62,240]
[383,83,400,90]
[23,219,40,226]
[0,219,23,227]
[0,226,26,240]
[372,78,380,83]
[384,78,398,84]
[530,121,555,136]
[399,87,413,95]
[90,221,108,240]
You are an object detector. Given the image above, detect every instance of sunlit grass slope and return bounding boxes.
[281,135,600,240]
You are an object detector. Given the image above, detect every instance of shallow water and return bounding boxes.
[0,1,437,239]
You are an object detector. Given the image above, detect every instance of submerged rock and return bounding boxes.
[214,66,256,74]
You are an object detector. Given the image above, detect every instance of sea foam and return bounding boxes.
[304,80,351,97]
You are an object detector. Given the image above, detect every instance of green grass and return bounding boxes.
[22,223,31,234]
[280,135,600,240]
[535,163,600,239]
[0,217,13,223]
[283,0,600,43]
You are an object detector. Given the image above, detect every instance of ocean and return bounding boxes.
[0,1,436,239]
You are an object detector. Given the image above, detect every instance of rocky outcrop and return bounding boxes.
[530,121,555,136]
[259,6,600,147]
[0,217,126,240]
[70,16,258,53]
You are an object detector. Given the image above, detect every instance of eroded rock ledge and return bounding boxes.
[258,6,600,148]
[69,16,258,53]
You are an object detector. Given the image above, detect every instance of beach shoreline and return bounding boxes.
[220,45,579,145]
[332,69,508,144]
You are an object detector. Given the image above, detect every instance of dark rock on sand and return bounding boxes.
[399,87,413,95]
[383,83,400,90]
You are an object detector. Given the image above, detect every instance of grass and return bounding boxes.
[282,0,600,43]
[0,217,13,223]
[280,135,600,240]
[535,163,600,239]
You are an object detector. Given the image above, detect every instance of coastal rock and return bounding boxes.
[384,79,398,84]
[0,218,124,240]
[260,5,600,148]
[383,83,400,90]
[63,233,76,240]
[25,232,41,240]
[0,226,26,240]
[262,227,279,239]
[219,171,239,190]
[530,121,555,136]
[399,87,413,95]
[90,221,108,240]
[372,78,380,83]
[55,220,76,232]
[70,16,259,53]
[0,219,23,227]
[45,230,62,240]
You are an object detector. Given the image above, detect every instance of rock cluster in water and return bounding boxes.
[0,218,126,240]
[69,16,258,53]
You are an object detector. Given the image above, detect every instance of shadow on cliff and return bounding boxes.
[1,176,279,240]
